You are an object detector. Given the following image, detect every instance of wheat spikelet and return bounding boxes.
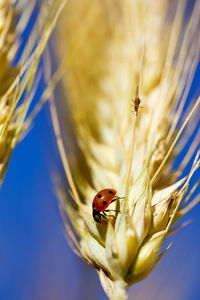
[53,0,200,299]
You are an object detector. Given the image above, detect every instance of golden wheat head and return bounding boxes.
[52,1,200,299]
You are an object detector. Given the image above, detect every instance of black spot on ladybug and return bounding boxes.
[103,201,107,205]
[109,190,114,194]
[97,194,102,198]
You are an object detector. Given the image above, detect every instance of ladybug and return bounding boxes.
[92,189,122,224]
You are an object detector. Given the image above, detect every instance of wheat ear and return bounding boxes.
[52,1,200,299]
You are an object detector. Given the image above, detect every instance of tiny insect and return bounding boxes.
[133,97,142,116]
[132,86,143,116]
[92,189,123,224]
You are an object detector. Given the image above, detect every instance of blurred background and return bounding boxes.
[0,2,200,300]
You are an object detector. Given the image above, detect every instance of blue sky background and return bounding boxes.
[0,3,200,300]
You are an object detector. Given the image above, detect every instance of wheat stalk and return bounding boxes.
[53,0,200,299]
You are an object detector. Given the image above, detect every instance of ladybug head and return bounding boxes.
[92,209,102,223]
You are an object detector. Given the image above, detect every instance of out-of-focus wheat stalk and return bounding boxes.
[53,0,200,299]
[0,0,68,184]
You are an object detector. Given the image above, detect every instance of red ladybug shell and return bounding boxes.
[93,189,117,212]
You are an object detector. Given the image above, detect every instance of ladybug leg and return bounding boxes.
[104,209,121,213]
[111,198,116,203]
[100,211,108,220]
[102,211,113,218]
[102,211,116,219]
[104,213,115,218]
[111,196,124,203]
[102,211,115,217]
